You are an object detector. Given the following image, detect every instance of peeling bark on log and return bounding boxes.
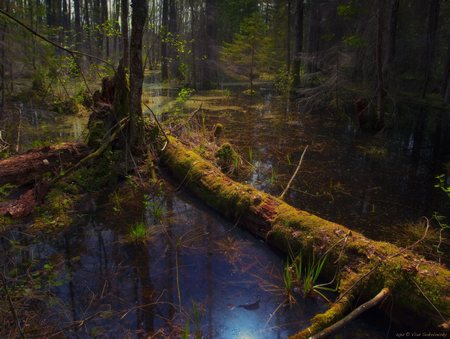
[0,143,89,186]
[0,143,89,219]
[160,136,450,335]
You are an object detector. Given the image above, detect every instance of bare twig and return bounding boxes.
[312,287,391,339]
[171,103,203,133]
[279,145,308,200]
[143,102,170,148]
[411,280,447,324]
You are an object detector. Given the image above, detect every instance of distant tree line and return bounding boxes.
[0,0,449,113]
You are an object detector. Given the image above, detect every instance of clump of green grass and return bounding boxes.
[283,251,336,303]
[127,222,156,244]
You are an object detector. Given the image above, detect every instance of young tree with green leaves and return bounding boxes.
[220,12,273,94]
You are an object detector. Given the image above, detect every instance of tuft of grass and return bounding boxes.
[269,168,276,185]
[283,251,336,303]
[127,222,156,244]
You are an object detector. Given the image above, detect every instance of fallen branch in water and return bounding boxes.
[311,287,391,339]
[279,145,308,200]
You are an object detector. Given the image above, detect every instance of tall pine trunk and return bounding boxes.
[291,0,304,88]
[168,0,179,78]
[383,0,399,76]
[421,0,440,98]
[121,0,129,66]
[440,39,450,103]
[161,0,168,81]
[129,0,148,150]
[286,0,291,74]
[376,0,385,129]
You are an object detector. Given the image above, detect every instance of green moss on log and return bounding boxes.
[160,135,450,332]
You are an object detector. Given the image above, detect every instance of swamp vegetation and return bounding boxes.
[0,0,450,338]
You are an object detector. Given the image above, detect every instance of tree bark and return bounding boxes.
[73,0,82,59]
[203,0,217,88]
[188,0,197,89]
[129,0,147,150]
[291,0,304,88]
[286,0,291,74]
[84,0,92,55]
[161,0,168,81]
[0,143,89,186]
[101,0,109,59]
[121,0,129,66]
[376,0,385,129]
[441,39,450,101]
[383,0,399,76]
[168,0,179,79]
[421,0,440,98]
[306,2,320,74]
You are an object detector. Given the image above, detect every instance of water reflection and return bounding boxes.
[164,90,450,244]
[34,187,332,338]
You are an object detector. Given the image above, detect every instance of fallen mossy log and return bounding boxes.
[160,136,450,336]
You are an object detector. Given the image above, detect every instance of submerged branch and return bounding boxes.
[280,145,308,200]
[311,287,391,339]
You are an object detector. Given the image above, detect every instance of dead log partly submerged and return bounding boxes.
[160,135,449,337]
[0,143,89,218]
[0,143,89,186]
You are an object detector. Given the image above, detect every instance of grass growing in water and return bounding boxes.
[269,168,276,185]
[127,222,156,244]
[283,251,336,303]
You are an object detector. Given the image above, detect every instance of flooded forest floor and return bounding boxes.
[0,79,449,338]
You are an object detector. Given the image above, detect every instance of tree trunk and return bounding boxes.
[0,0,7,111]
[84,0,92,55]
[161,0,168,81]
[376,0,385,129]
[203,0,217,88]
[286,0,291,74]
[159,136,450,336]
[101,0,109,59]
[74,0,82,53]
[168,0,179,79]
[291,0,304,88]
[383,0,399,76]
[440,39,450,100]
[189,0,197,89]
[121,0,129,66]
[129,0,147,150]
[307,2,320,74]
[421,0,440,98]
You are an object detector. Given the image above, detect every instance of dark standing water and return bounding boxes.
[10,83,446,337]
[23,184,392,338]
[146,86,449,246]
